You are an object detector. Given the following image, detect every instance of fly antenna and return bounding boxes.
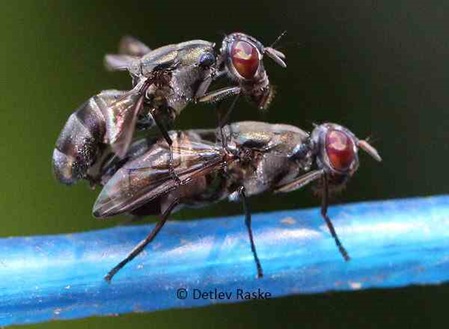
[270,30,287,49]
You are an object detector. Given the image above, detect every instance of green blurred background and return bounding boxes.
[1,0,448,328]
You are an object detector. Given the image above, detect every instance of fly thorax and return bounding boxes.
[166,73,195,112]
[171,66,200,94]
[299,154,314,172]
[237,147,255,164]
[290,138,315,172]
[224,150,258,190]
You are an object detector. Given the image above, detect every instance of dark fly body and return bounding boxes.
[52,33,286,187]
[52,37,216,185]
[92,121,381,281]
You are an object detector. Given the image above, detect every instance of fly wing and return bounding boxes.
[93,133,223,218]
[119,36,151,56]
[104,37,151,71]
[104,54,137,71]
[103,80,147,158]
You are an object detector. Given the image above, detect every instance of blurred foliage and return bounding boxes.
[0,0,448,328]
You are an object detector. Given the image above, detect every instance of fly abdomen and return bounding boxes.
[52,91,123,185]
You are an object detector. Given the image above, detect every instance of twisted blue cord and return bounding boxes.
[1,195,449,326]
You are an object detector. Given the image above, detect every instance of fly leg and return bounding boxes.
[218,93,241,129]
[149,107,182,185]
[104,198,179,282]
[215,101,228,151]
[197,86,241,104]
[215,93,240,153]
[237,186,263,278]
[194,69,227,99]
[321,174,350,261]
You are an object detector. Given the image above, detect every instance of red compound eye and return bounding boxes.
[325,130,355,171]
[230,40,260,79]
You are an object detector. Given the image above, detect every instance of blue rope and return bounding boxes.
[1,195,448,326]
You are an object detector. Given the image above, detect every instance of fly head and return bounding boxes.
[220,33,265,81]
[311,123,381,189]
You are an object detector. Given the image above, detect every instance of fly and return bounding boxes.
[92,121,381,281]
[52,37,216,185]
[52,33,286,187]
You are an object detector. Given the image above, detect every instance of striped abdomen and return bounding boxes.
[52,90,125,185]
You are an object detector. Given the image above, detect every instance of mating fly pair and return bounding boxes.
[51,32,382,282]
[91,121,381,281]
[52,33,286,187]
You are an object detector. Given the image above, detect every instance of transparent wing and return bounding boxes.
[119,36,152,56]
[93,134,223,218]
[103,80,148,158]
[104,36,151,71]
[104,54,137,71]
